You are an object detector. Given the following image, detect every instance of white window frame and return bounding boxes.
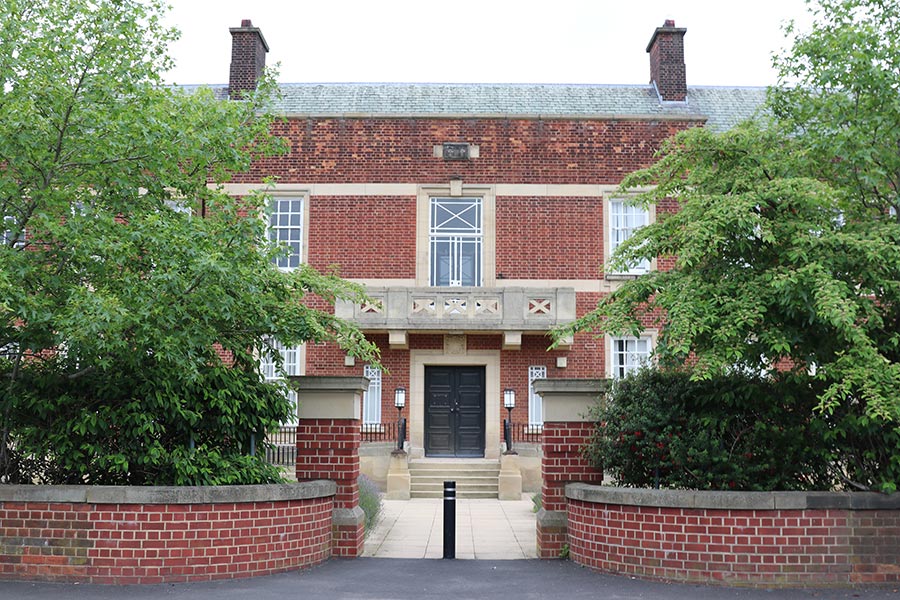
[260,339,303,425]
[268,195,306,270]
[0,341,18,359]
[528,365,547,427]
[605,198,653,276]
[429,196,483,287]
[164,198,193,215]
[362,365,382,425]
[2,215,24,248]
[607,334,654,379]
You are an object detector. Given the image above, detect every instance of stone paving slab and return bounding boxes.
[363,496,538,559]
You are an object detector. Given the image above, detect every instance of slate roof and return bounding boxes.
[191,83,768,133]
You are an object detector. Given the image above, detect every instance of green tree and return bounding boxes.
[560,0,900,490]
[0,0,377,485]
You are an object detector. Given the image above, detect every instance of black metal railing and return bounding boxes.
[264,426,297,467]
[266,425,297,446]
[264,420,537,467]
[510,422,543,444]
[361,421,402,443]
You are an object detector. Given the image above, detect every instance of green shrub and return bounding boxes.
[358,475,383,533]
[586,369,836,491]
[823,402,900,494]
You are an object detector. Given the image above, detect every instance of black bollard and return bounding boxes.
[443,480,456,559]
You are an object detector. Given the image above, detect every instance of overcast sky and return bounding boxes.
[161,0,814,87]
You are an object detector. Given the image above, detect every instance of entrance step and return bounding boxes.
[408,459,500,499]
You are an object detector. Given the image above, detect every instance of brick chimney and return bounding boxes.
[228,19,269,99]
[646,19,687,102]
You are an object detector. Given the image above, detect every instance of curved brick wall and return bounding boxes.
[565,484,900,587]
[0,481,336,584]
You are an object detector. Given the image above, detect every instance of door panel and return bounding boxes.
[425,366,485,457]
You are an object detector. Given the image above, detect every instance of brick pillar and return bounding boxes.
[532,379,607,559]
[291,376,370,558]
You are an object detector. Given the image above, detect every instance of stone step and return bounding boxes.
[408,459,500,499]
[408,460,499,471]
[411,479,498,489]
[410,490,500,499]
[409,477,499,485]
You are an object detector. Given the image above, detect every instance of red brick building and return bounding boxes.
[222,19,764,477]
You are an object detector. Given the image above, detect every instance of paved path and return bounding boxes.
[4,559,898,600]
[364,496,537,559]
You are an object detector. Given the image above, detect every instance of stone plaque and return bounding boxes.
[444,334,466,355]
[442,143,469,160]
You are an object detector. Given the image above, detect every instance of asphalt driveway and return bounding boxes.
[3,559,898,600]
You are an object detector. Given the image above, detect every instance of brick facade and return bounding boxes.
[308,196,416,278]
[496,196,603,280]
[225,18,763,462]
[232,118,696,186]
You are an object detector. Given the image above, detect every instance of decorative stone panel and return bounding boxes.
[336,287,576,334]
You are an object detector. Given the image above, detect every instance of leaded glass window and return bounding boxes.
[528,365,547,426]
[362,366,382,425]
[430,197,482,286]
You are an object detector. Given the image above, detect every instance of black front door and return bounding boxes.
[424,366,485,457]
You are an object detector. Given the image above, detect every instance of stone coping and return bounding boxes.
[289,375,370,393]
[532,378,608,395]
[0,480,336,504]
[566,483,900,510]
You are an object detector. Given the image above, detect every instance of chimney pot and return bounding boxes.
[228,20,269,99]
[646,19,687,102]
